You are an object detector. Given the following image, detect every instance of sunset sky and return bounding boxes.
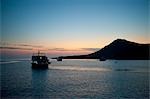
[1,0,149,58]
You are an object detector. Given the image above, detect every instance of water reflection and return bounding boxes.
[48,65,110,71]
[31,69,49,98]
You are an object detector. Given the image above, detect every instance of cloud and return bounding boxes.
[0,46,32,50]
[48,48,100,52]
[48,48,67,51]
[0,42,43,50]
[16,44,43,48]
[81,48,100,51]
[0,42,43,48]
[48,48,82,51]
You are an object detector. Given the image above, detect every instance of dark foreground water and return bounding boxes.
[1,59,149,99]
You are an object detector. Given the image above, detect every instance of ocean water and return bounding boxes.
[1,59,149,99]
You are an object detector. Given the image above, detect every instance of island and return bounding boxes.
[53,39,150,60]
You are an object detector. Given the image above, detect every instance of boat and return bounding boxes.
[57,57,62,61]
[99,57,106,61]
[31,51,50,69]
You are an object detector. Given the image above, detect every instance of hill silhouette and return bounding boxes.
[54,39,150,60]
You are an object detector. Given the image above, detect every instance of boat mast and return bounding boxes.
[38,50,40,56]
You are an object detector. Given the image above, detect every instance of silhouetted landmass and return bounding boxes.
[53,39,150,60]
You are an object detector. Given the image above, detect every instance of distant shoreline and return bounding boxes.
[53,39,150,60]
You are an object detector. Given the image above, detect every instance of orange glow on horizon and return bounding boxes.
[0,48,93,57]
[1,36,149,58]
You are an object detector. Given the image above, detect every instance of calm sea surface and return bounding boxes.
[1,59,149,99]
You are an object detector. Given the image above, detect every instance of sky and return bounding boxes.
[1,0,149,58]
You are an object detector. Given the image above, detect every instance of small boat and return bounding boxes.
[57,57,62,61]
[31,51,50,69]
[99,57,106,61]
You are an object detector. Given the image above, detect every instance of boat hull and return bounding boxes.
[31,63,48,69]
